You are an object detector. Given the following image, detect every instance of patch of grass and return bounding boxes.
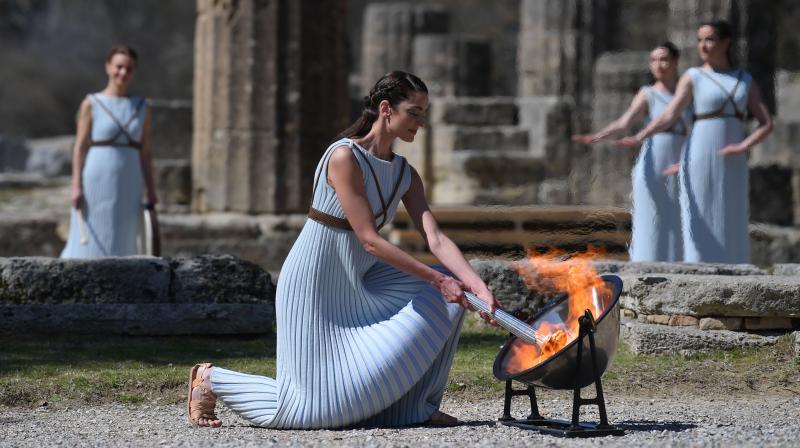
[1,317,798,407]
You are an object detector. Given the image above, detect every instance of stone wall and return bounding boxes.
[0,255,275,335]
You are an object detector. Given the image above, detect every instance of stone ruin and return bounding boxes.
[1,1,800,349]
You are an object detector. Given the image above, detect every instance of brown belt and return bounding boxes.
[308,207,353,231]
[692,110,746,122]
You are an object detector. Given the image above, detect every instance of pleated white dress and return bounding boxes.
[629,86,691,262]
[211,138,466,429]
[679,68,752,263]
[61,93,146,258]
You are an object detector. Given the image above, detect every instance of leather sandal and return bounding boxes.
[188,363,221,427]
[427,409,460,426]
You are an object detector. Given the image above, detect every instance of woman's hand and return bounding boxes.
[463,281,500,327]
[432,275,469,309]
[71,185,83,210]
[661,163,680,176]
[613,136,642,148]
[718,143,747,156]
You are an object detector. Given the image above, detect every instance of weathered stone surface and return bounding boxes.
[0,216,63,257]
[0,257,171,304]
[412,34,491,97]
[517,96,573,172]
[154,159,191,207]
[0,134,29,172]
[193,0,348,214]
[750,223,800,266]
[595,261,768,276]
[621,321,779,355]
[620,274,800,318]
[699,317,744,331]
[773,264,800,276]
[360,3,449,93]
[149,99,192,160]
[668,315,699,326]
[794,331,800,357]
[0,303,273,336]
[645,314,670,325]
[0,255,275,335]
[24,135,73,177]
[169,255,275,304]
[431,98,518,126]
[469,259,540,312]
[744,317,794,331]
[750,165,793,226]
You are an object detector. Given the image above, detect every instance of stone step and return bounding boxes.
[431,97,519,126]
[451,126,528,152]
[454,151,547,188]
[390,206,631,259]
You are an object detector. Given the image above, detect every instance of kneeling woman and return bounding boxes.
[188,71,499,429]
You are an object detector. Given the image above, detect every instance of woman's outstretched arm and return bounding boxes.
[572,88,649,144]
[70,97,93,209]
[328,146,498,320]
[615,73,694,147]
[718,82,774,155]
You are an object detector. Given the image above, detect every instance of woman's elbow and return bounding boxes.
[359,234,382,256]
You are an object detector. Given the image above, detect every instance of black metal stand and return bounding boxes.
[499,310,624,438]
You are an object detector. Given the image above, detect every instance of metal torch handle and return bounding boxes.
[463,291,544,345]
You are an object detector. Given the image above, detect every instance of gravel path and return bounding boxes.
[2,393,798,447]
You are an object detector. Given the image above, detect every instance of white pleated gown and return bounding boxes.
[211,138,466,429]
[60,93,146,258]
[629,86,691,261]
[680,68,752,263]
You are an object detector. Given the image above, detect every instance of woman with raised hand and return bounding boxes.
[187,71,499,429]
[573,42,691,262]
[61,44,158,257]
[615,21,773,263]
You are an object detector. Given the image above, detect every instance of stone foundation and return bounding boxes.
[0,255,275,335]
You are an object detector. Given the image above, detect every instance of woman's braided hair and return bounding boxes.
[337,71,428,140]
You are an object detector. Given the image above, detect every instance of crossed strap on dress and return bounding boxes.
[89,94,146,149]
[692,69,746,122]
[649,88,689,136]
[308,141,408,232]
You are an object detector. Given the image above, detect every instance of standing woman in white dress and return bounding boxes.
[616,21,773,263]
[61,45,158,257]
[573,42,691,261]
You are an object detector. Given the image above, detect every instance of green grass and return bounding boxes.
[1,317,797,407]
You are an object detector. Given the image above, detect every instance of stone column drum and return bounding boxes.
[193,0,348,214]
[360,3,449,92]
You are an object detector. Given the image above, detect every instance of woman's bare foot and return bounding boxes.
[188,364,223,427]
[428,409,459,426]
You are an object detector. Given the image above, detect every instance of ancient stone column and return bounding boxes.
[667,0,776,111]
[193,0,348,214]
[360,3,449,92]
[412,34,492,97]
[517,0,615,100]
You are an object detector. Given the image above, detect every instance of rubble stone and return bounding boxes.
[744,317,794,331]
[668,315,699,327]
[698,317,744,331]
[24,135,73,177]
[0,255,275,335]
[645,314,670,325]
[621,320,779,355]
[621,273,800,318]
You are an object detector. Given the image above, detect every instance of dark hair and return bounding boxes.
[656,41,680,59]
[337,71,428,139]
[700,20,734,65]
[106,44,138,64]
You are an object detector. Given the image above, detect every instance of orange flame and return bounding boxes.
[503,246,610,374]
